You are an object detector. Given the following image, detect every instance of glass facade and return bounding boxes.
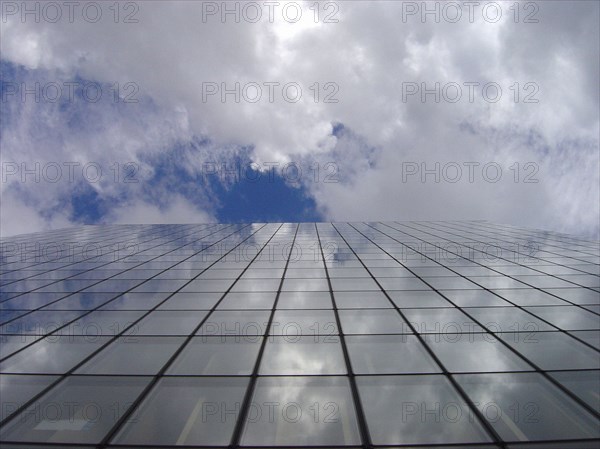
[0,221,598,448]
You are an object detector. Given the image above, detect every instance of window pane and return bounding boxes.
[99,292,169,310]
[548,370,600,413]
[491,289,567,306]
[270,310,338,336]
[403,308,477,334]
[241,376,361,446]
[75,336,185,375]
[423,333,533,372]
[543,288,600,305]
[167,336,261,375]
[0,336,111,374]
[500,332,600,370]
[217,292,277,310]
[197,310,270,337]
[282,278,329,291]
[440,290,511,307]
[334,291,392,308]
[156,292,220,310]
[112,377,248,446]
[346,335,441,374]
[135,311,208,335]
[338,309,411,334]
[357,375,492,445]
[389,291,452,308]
[331,277,380,291]
[568,330,600,350]
[0,374,59,421]
[0,376,149,444]
[523,306,600,331]
[465,307,557,333]
[276,291,332,309]
[456,372,600,441]
[260,336,345,375]
[0,310,86,335]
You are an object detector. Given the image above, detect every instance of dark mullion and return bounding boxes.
[98,222,286,448]
[357,222,600,421]
[0,223,258,429]
[331,222,506,448]
[314,222,373,449]
[228,223,300,448]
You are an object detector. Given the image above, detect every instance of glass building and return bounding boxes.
[0,221,598,448]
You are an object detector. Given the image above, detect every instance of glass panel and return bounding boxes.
[0,374,59,421]
[167,336,262,375]
[0,310,29,325]
[66,310,146,336]
[346,335,441,374]
[42,293,117,310]
[217,292,277,310]
[270,310,338,336]
[548,370,600,413]
[135,311,208,335]
[180,279,235,292]
[276,291,332,309]
[388,290,452,308]
[241,376,361,446]
[500,332,600,370]
[0,310,86,336]
[260,336,345,375]
[465,307,557,333]
[197,310,270,337]
[568,330,600,350]
[338,309,411,334]
[231,279,281,292]
[75,336,185,375]
[403,308,477,334]
[0,293,67,310]
[281,278,329,291]
[440,290,511,307]
[0,335,42,359]
[542,288,600,305]
[99,292,169,310]
[423,333,533,372]
[491,289,568,306]
[156,292,220,310]
[112,377,248,446]
[0,336,111,374]
[456,372,600,441]
[0,376,149,444]
[357,375,492,445]
[523,306,600,330]
[422,276,478,289]
[334,291,392,308]
[331,277,381,291]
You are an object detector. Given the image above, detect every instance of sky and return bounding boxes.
[0,1,599,238]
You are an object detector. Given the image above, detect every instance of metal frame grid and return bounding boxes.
[0,221,598,448]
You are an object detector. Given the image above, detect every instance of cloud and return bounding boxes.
[1,1,598,237]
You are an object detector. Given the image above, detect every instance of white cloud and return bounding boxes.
[1,1,598,237]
